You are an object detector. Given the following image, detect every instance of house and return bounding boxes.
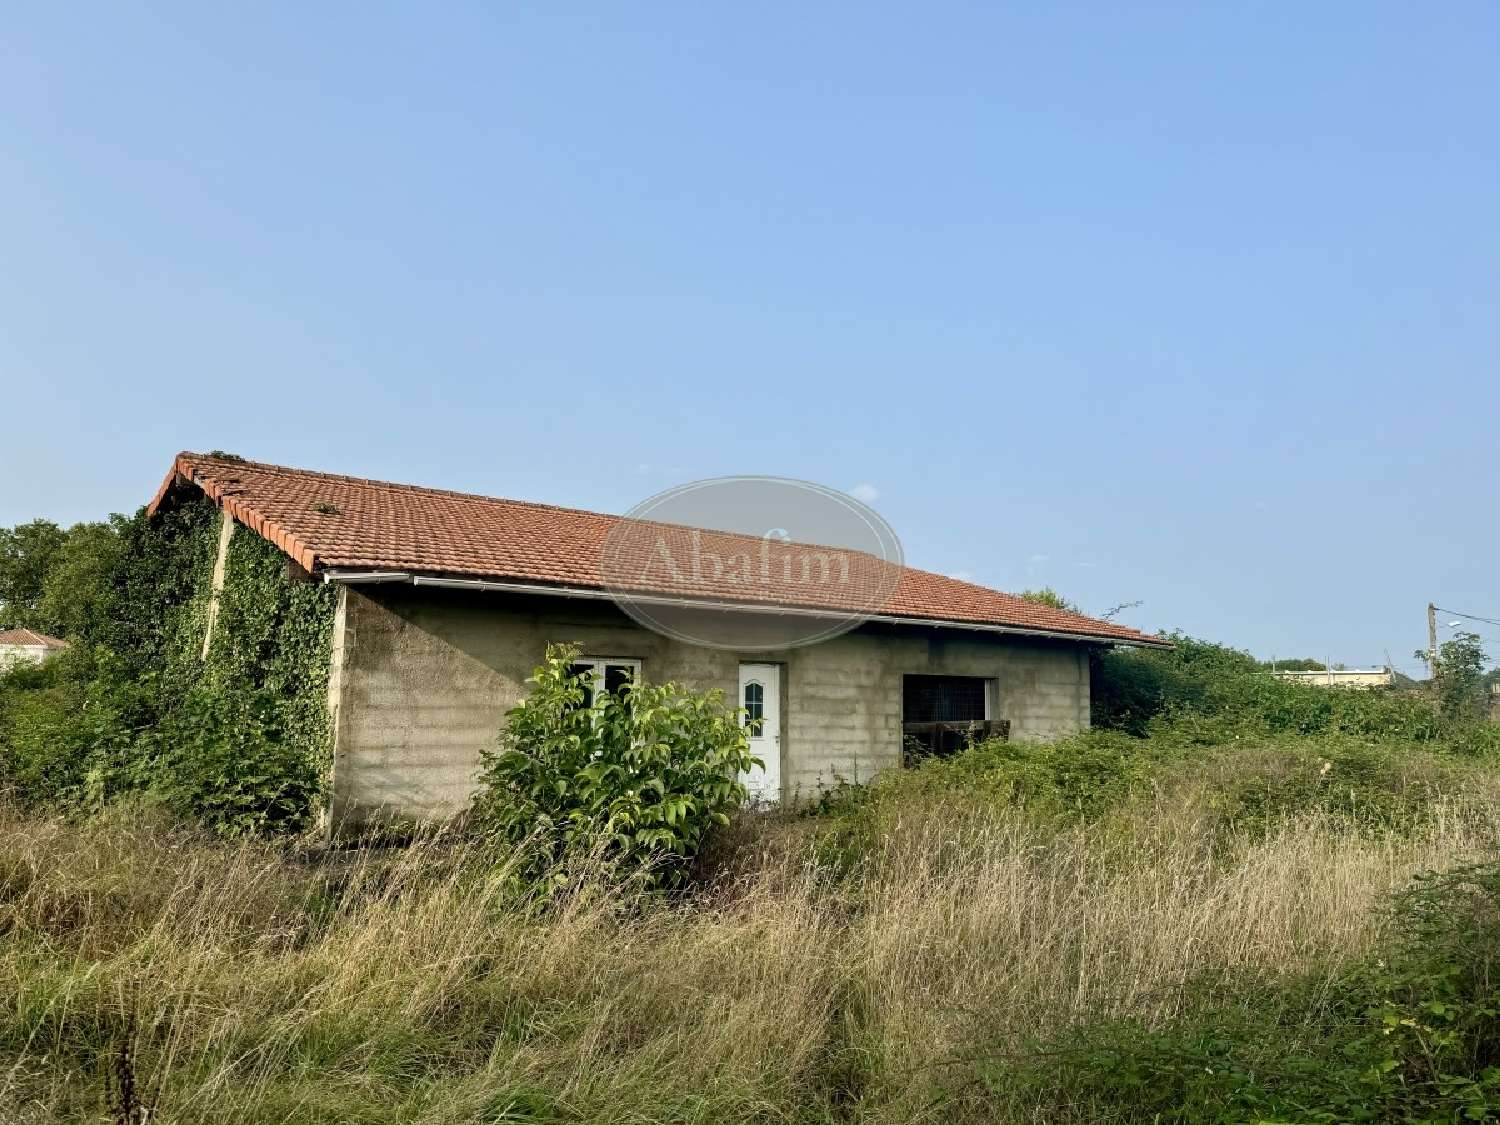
[1271,668,1393,690]
[0,627,69,670]
[146,453,1168,825]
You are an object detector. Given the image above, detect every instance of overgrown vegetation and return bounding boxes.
[0,499,335,833]
[472,645,755,889]
[986,856,1500,1122]
[4,531,1499,1118]
[1092,631,1500,755]
[1,739,1497,1123]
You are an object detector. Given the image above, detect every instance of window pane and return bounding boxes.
[604,663,635,696]
[744,681,764,733]
[568,662,595,710]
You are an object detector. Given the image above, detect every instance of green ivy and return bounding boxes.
[153,513,336,833]
[0,496,336,834]
[203,526,336,781]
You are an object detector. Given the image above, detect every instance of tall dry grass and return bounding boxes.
[1,770,1497,1123]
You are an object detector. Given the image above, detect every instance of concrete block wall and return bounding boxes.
[779,628,1090,794]
[327,586,1092,825]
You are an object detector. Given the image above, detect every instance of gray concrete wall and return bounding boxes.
[327,586,1091,825]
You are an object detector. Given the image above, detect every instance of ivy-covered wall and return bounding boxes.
[203,516,338,786]
[0,493,338,834]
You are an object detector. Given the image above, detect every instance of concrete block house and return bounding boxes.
[147,453,1166,826]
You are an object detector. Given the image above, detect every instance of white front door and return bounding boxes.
[738,663,781,804]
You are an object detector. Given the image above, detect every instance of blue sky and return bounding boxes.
[3,3,1496,673]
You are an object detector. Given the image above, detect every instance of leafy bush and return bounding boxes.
[1093,633,1496,755]
[0,654,88,802]
[472,645,756,888]
[811,731,1163,876]
[1091,633,1261,735]
[1364,861,1500,1116]
[810,734,1500,881]
[151,687,326,835]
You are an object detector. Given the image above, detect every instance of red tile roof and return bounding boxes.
[0,628,68,649]
[148,452,1168,647]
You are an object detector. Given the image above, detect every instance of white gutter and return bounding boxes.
[326,570,413,584]
[321,569,1162,648]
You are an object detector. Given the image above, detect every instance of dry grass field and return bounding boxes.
[4,740,1498,1123]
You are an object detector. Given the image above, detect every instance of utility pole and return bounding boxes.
[1428,602,1439,681]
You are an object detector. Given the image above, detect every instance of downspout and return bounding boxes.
[200,510,236,660]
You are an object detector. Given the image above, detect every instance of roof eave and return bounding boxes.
[321,568,1171,648]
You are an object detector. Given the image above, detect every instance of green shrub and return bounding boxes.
[1094,633,1496,755]
[150,686,325,836]
[471,645,756,888]
[810,734,1498,881]
[1364,861,1500,1112]
[827,730,1156,817]
[812,731,1163,876]
[0,654,89,802]
[0,646,158,811]
[1091,633,1261,735]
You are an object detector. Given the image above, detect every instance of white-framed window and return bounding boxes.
[567,656,642,708]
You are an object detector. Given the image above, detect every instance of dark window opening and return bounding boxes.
[902,675,1006,762]
[603,662,635,696]
[903,675,987,723]
[567,658,640,711]
[568,662,597,710]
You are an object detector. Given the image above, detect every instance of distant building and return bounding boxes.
[1272,667,1392,690]
[0,628,69,670]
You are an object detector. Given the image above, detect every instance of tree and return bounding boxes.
[1019,587,1079,613]
[0,517,126,639]
[36,518,126,642]
[1263,658,1327,672]
[0,520,68,630]
[1417,631,1489,722]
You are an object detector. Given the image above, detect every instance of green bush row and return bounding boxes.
[1094,633,1500,755]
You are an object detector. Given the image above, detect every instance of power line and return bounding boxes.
[1433,606,1500,630]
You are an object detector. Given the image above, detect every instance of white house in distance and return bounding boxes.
[0,628,69,670]
[1272,667,1393,690]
